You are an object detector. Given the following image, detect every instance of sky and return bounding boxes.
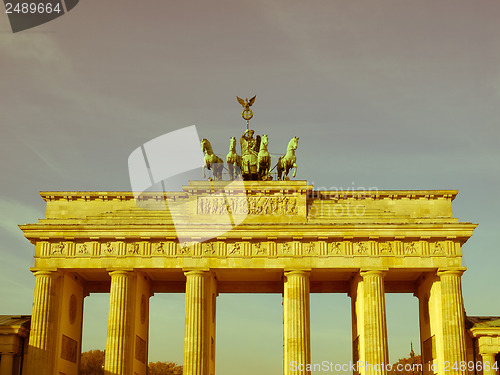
[1,0,500,374]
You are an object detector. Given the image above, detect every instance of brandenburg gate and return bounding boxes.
[20,180,476,375]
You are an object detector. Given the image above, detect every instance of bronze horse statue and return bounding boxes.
[277,137,299,180]
[201,138,224,181]
[257,134,270,180]
[226,136,241,180]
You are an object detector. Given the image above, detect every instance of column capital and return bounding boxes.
[107,269,133,276]
[437,268,466,277]
[184,269,210,277]
[32,269,58,277]
[284,269,311,277]
[360,269,387,278]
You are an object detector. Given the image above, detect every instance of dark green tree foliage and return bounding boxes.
[147,361,183,375]
[79,350,105,375]
[79,350,183,375]
[388,355,423,375]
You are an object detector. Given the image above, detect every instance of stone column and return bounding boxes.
[360,270,389,375]
[0,353,14,375]
[283,270,311,375]
[104,270,133,374]
[24,270,57,375]
[184,270,210,375]
[481,353,498,375]
[438,270,466,375]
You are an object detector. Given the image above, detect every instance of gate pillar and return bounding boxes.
[351,270,389,375]
[183,270,217,375]
[283,270,311,375]
[104,270,151,375]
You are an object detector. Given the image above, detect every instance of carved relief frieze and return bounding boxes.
[279,242,291,256]
[404,242,417,255]
[153,242,165,255]
[228,243,241,255]
[432,242,445,255]
[102,241,117,255]
[51,241,66,255]
[197,196,298,215]
[41,238,455,260]
[304,242,317,255]
[330,242,343,255]
[178,242,192,255]
[355,242,368,255]
[203,242,216,256]
[77,243,89,255]
[254,242,267,256]
[128,242,140,255]
[380,242,393,255]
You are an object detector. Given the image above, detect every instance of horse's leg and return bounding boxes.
[293,162,297,178]
[228,163,233,180]
[217,164,223,180]
[202,164,206,179]
[284,164,290,179]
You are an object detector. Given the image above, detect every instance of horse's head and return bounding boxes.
[261,134,268,148]
[287,136,299,151]
[201,138,209,153]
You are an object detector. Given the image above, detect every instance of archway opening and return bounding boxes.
[310,293,352,374]
[216,294,283,375]
[385,293,421,364]
[148,293,185,366]
[81,293,109,352]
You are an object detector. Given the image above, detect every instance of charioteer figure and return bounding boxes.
[240,128,261,180]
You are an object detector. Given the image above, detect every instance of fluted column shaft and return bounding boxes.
[481,353,499,375]
[104,270,133,374]
[0,354,14,375]
[284,270,311,375]
[184,271,209,375]
[25,270,57,375]
[361,270,388,375]
[438,270,466,375]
